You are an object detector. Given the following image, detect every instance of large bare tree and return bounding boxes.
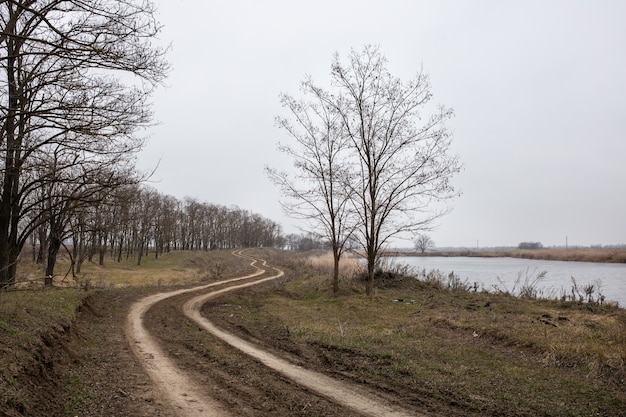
[332,45,461,294]
[0,0,168,285]
[268,78,355,293]
[274,45,461,295]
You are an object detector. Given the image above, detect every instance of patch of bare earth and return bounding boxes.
[5,249,624,417]
[121,251,416,416]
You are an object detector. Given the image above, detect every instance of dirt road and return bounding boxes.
[126,250,422,417]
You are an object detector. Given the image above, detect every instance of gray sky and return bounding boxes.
[139,0,626,248]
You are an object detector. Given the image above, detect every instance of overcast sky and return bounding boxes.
[138,0,626,248]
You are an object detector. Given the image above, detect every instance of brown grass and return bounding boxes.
[1,249,253,415]
[14,250,248,289]
[304,252,362,277]
[4,248,625,416]
[510,247,626,263]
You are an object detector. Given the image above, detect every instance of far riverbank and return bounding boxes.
[385,247,626,263]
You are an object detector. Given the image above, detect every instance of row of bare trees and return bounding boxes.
[29,185,283,282]
[0,1,170,286]
[1,1,284,287]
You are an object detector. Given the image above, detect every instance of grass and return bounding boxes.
[235,248,626,416]
[1,249,249,369]
[511,247,626,263]
[0,288,84,344]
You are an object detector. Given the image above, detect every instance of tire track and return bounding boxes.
[185,250,421,417]
[127,249,423,417]
[125,251,264,417]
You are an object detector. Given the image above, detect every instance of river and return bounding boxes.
[389,256,626,307]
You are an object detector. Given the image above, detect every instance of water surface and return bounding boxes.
[390,256,626,307]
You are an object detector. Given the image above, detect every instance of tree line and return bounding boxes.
[31,184,282,283]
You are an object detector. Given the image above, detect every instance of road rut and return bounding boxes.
[126,250,423,417]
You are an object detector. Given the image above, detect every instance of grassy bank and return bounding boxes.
[0,249,243,416]
[223,248,626,416]
[389,247,626,263]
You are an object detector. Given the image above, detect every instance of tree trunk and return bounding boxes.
[0,249,17,287]
[37,227,47,264]
[31,233,36,262]
[0,220,20,287]
[0,33,19,287]
[366,248,376,296]
[137,237,145,266]
[98,233,108,266]
[45,236,61,285]
[117,235,124,263]
[332,247,340,294]
[64,243,76,280]
[76,257,85,274]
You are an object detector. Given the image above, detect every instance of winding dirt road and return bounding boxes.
[125,250,422,417]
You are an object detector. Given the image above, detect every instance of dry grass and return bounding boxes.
[73,251,205,287]
[1,249,251,414]
[304,252,362,278]
[0,287,86,410]
[1,250,243,367]
[281,274,626,382]
[4,248,625,415]
[14,250,246,289]
[510,247,626,263]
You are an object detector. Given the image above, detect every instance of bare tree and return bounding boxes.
[0,1,168,285]
[268,79,356,293]
[328,45,460,295]
[414,234,435,253]
[134,186,160,265]
[154,194,179,256]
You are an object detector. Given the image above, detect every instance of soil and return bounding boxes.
[9,251,432,417]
